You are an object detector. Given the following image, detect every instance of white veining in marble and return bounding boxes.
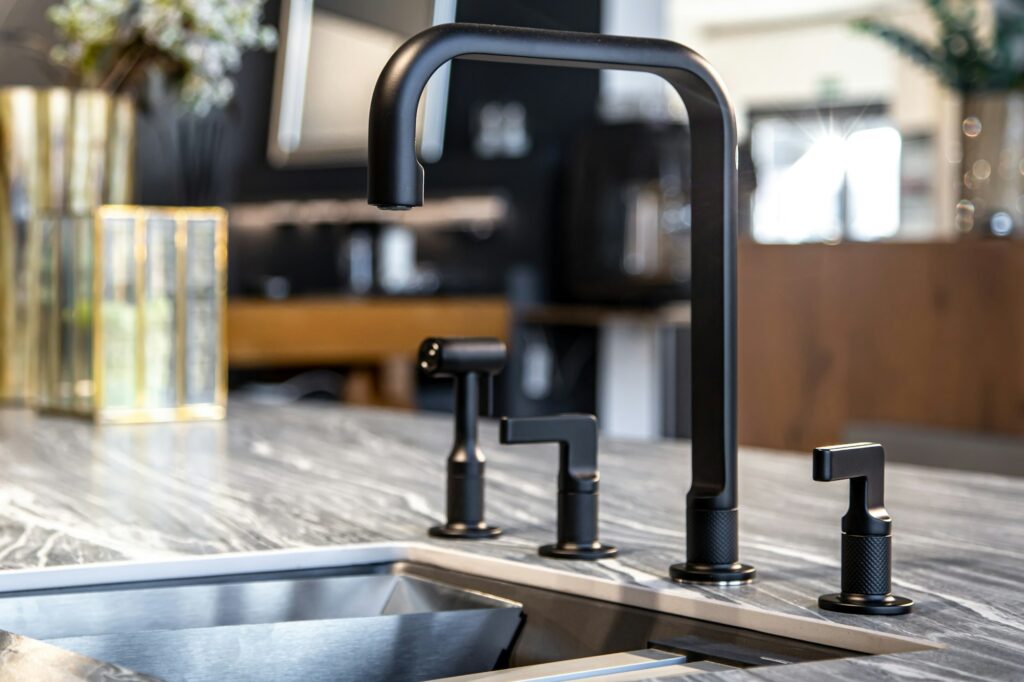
[0,403,1020,679]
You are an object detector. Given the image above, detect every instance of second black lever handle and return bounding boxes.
[500,414,617,560]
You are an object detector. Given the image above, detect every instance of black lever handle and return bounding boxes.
[500,414,617,560]
[420,337,507,540]
[813,443,913,615]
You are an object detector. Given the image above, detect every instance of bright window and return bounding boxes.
[750,107,902,243]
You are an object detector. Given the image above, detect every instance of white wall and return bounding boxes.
[689,3,962,239]
[668,2,937,131]
[602,0,966,238]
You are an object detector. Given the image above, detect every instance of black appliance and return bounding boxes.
[562,122,692,305]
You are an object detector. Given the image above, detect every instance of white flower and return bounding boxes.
[259,26,277,50]
[48,0,278,114]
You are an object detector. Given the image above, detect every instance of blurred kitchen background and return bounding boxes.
[2,0,1022,474]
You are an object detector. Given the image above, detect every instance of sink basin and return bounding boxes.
[0,543,939,681]
[0,570,523,682]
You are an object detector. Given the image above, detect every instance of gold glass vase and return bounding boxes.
[0,87,135,404]
[92,205,228,424]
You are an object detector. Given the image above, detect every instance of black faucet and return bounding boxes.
[367,23,755,585]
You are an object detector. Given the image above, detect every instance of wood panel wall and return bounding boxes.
[737,241,1024,452]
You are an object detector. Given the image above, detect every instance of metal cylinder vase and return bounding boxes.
[0,87,135,404]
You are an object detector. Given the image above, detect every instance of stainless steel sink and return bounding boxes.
[0,570,523,682]
[0,545,938,681]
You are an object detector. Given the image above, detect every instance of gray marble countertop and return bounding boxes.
[0,403,1021,680]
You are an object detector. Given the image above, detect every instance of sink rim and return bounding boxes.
[0,542,941,658]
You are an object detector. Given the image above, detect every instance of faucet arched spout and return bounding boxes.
[367,22,753,584]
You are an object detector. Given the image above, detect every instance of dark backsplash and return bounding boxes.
[157,0,603,300]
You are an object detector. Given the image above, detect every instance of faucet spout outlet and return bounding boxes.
[370,23,754,581]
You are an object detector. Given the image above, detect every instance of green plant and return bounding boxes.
[854,0,1024,92]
